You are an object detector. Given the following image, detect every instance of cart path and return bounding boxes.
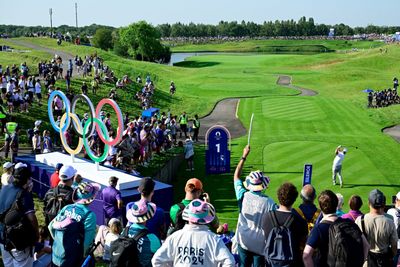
[276,75,318,96]
[7,39,81,77]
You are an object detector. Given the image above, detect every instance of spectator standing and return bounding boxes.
[394,77,399,91]
[152,199,235,267]
[1,162,14,186]
[234,145,277,267]
[32,130,42,154]
[9,124,20,163]
[169,178,219,236]
[67,59,73,77]
[135,177,166,239]
[48,182,100,266]
[356,189,398,267]
[35,79,42,106]
[387,192,400,265]
[0,166,39,267]
[303,190,339,267]
[336,193,345,216]
[100,176,123,224]
[43,165,75,226]
[49,163,63,188]
[293,184,320,234]
[341,195,363,222]
[184,137,195,171]
[3,121,18,159]
[125,200,161,267]
[42,130,52,153]
[332,145,347,188]
[178,111,188,138]
[192,114,200,142]
[264,182,307,267]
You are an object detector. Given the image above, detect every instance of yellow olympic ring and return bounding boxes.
[59,113,84,155]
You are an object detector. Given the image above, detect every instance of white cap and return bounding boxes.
[59,165,77,180]
[15,162,27,169]
[34,120,42,126]
[343,148,348,153]
[3,162,14,169]
[396,192,400,200]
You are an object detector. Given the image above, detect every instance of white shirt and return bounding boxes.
[1,173,13,186]
[152,224,235,267]
[387,207,400,248]
[35,82,41,94]
[333,151,345,168]
[6,82,14,93]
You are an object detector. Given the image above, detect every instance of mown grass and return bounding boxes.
[167,39,384,53]
[1,37,399,235]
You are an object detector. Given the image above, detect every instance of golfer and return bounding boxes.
[332,145,347,188]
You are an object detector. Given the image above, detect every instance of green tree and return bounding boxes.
[91,28,113,50]
[119,21,170,62]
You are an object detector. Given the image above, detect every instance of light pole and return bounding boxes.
[49,8,53,37]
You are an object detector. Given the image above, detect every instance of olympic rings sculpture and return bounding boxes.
[48,91,124,163]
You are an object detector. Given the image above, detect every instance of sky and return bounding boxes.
[1,0,399,28]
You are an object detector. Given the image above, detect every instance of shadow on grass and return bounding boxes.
[344,183,400,189]
[173,61,220,68]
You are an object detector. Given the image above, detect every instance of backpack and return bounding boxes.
[294,207,320,234]
[44,186,69,225]
[327,218,364,267]
[395,208,400,239]
[265,211,295,267]
[0,190,36,251]
[167,202,186,237]
[52,212,88,267]
[109,227,148,267]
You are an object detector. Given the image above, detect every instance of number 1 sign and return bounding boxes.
[205,126,231,174]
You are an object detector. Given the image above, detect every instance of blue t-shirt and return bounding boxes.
[296,203,318,221]
[306,221,332,267]
[145,207,165,239]
[128,224,161,267]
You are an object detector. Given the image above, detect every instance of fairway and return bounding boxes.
[3,38,400,223]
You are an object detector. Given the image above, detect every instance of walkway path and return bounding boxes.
[199,98,247,142]
[382,125,400,143]
[276,75,318,96]
[8,39,81,77]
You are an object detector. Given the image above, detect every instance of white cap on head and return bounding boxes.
[343,148,347,153]
[15,162,28,169]
[3,162,14,169]
[59,165,77,180]
[34,120,42,127]
[396,192,400,200]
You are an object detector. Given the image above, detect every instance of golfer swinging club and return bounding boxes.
[332,145,347,188]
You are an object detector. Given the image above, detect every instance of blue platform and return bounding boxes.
[15,154,173,225]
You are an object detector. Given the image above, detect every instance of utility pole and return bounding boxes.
[49,8,53,37]
[75,3,78,28]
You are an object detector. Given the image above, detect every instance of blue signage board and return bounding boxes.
[303,164,313,186]
[206,126,231,174]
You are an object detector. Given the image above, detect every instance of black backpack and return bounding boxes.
[44,186,70,225]
[109,227,148,267]
[327,218,364,267]
[265,211,295,267]
[167,202,186,237]
[0,190,36,251]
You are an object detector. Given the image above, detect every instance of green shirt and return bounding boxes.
[169,199,219,232]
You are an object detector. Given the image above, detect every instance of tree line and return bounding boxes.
[156,17,399,37]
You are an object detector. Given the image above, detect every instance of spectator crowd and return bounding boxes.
[367,77,399,108]
[0,144,398,267]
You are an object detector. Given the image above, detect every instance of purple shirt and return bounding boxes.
[341,210,363,222]
[101,186,122,219]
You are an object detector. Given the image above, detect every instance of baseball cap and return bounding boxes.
[185,178,203,191]
[138,177,155,195]
[3,162,14,169]
[343,148,348,153]
[55,163,63,170]
[396,192,400,201]
[59,165,77,181]
[368,189,386,208]
[15,162,28,169]
[34,120,42,127]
